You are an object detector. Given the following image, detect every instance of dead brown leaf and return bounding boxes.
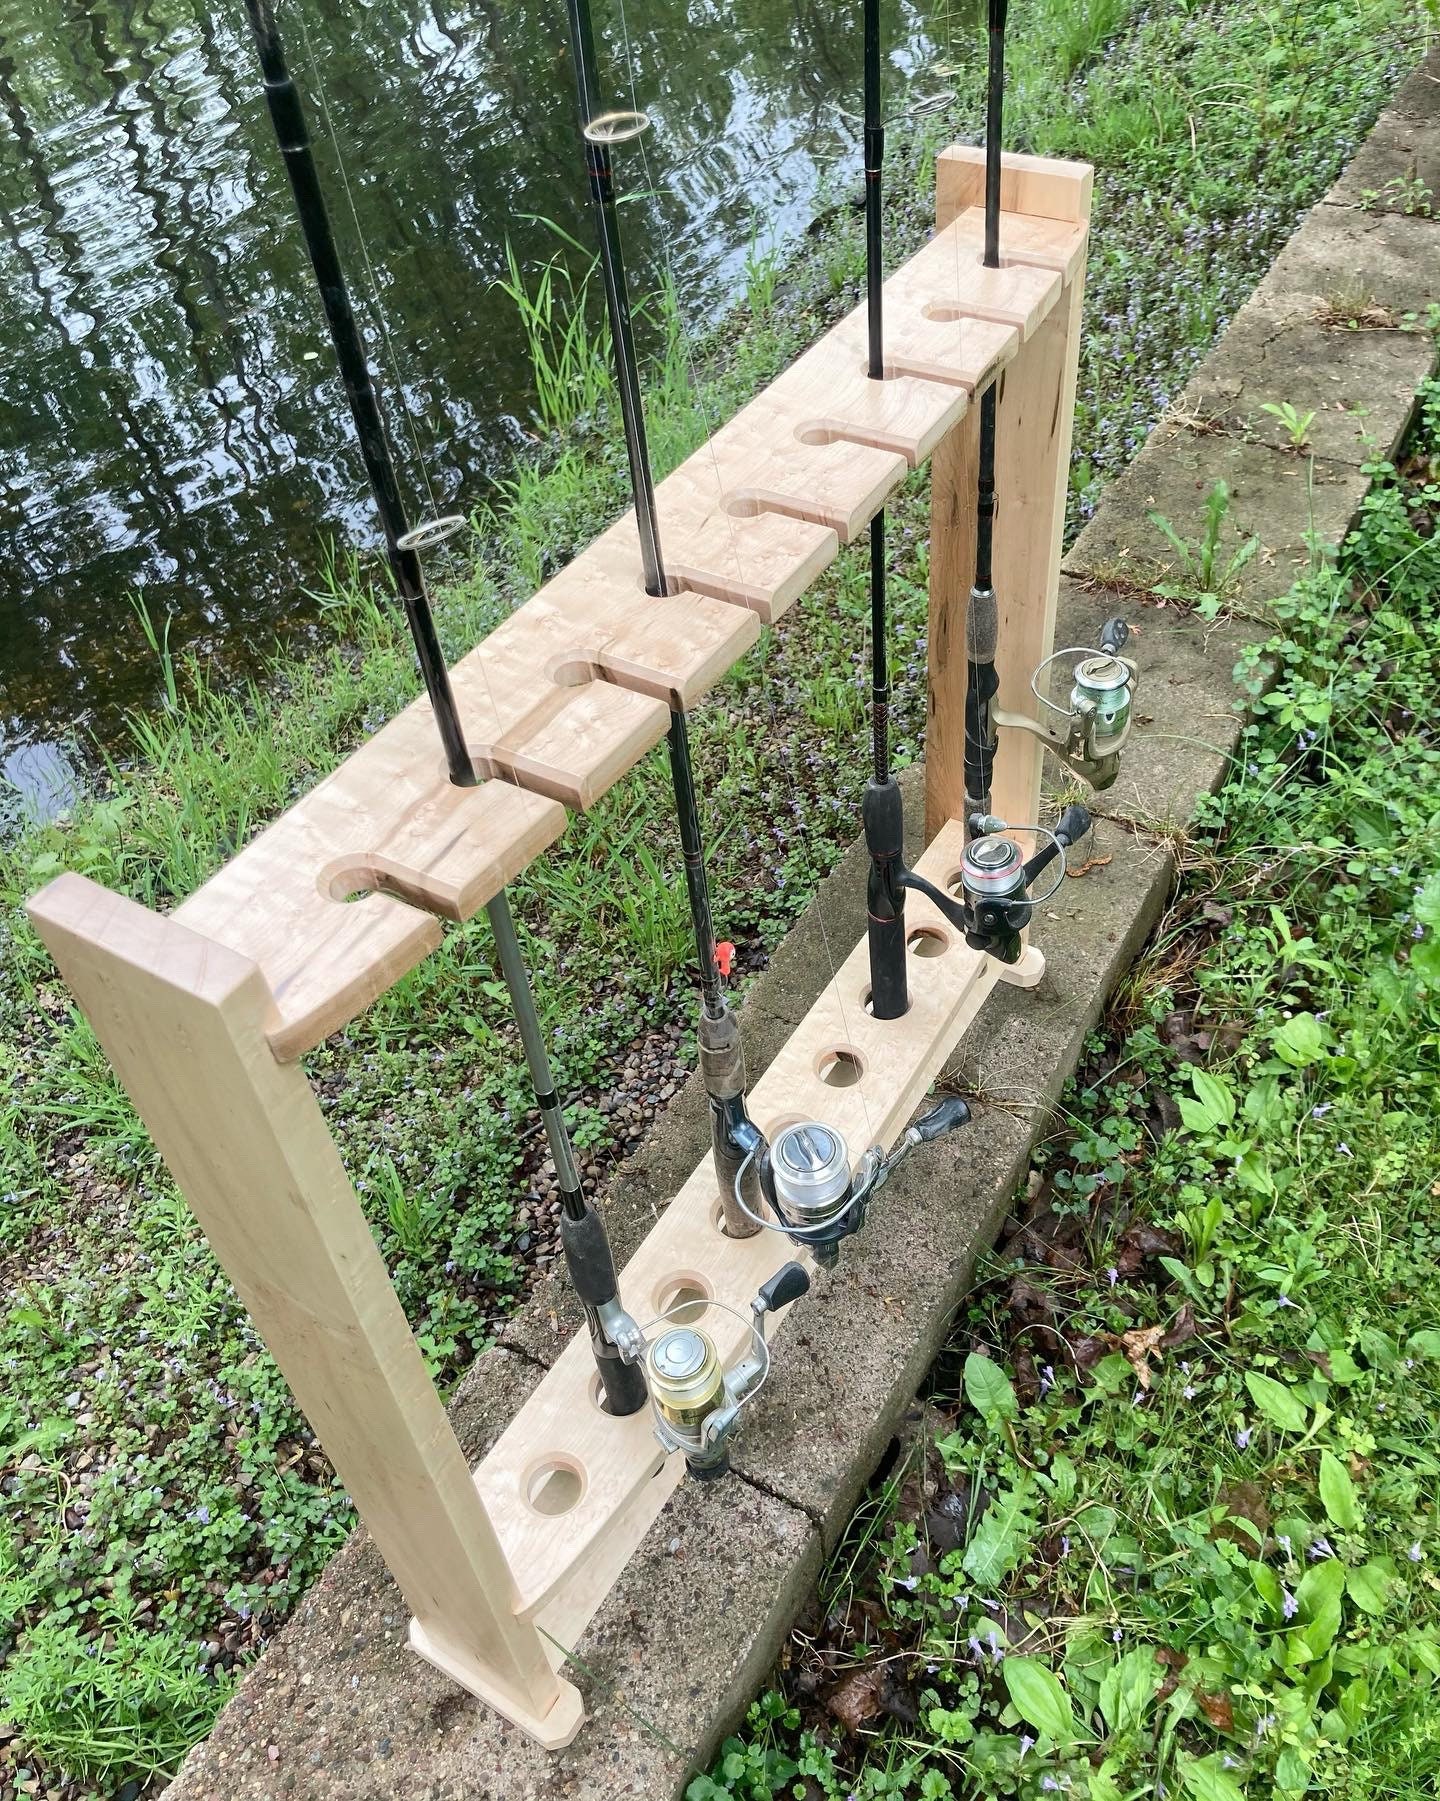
[1121,1324,1166,1389]
[1066,853,1113,880]
[826,1665,889,1733]
[1198,1690,1235,1731]
[1211,1480,1270,1549]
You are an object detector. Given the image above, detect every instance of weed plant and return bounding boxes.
[690,388,1440,1800]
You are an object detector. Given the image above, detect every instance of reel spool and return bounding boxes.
[645,1262,810,1479]
[731,1099,973,1268]
[993,617,1138,791]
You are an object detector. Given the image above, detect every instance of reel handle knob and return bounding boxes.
[1099,616,1130,655]
[756,1261,810,1317]
[1054,801,1092,850]
[911,1095,972,1141]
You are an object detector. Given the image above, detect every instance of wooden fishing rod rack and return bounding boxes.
[28,148,1090,1751]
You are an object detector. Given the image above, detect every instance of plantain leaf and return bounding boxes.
[1001,1657,1078,1744]
[963,1352,1018,1435]
[1318,1449,1359,1529]
[1245,1371,1308,1433]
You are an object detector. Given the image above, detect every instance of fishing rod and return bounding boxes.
[557,0,768,1247]
[554,2,978,1415]
[845,0,1106,963]
[859,0,910,1024]
[962,0,1008,833]
[243,0,647,1418]
[967,0,1139,809]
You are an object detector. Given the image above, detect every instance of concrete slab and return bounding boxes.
[1063,428,1369,609]
[1171,299,1433,465]
[727,809,1170,1543]
[1261,202,1440,322]
[1326,52,1440,210]
[164,1345,820,1801]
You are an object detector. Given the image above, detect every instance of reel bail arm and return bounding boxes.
[737,1097,973,1266]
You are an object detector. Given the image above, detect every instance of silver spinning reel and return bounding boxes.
[993,617,1138,790]
[732,1097,972,1268]
[645,1262,810,1480]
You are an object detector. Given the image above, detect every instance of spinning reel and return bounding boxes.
[897,803,1093,966]
[645,1262,810,1479]
[729,1097,973,1267]
[992,617,1138,791]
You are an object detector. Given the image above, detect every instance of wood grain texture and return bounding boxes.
[936,146,1094,228]
[161,184,1076,1063]
[26,874,580,1745]
[467,822,1021,1633]
[988,258,1089,831]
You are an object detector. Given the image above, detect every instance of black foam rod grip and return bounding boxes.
[1100,616,1130,654]
[758,1261,810,1315]
[912,1095,972,1141]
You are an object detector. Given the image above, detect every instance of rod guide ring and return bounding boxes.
[583,108,651,144]
[397,514,466,553]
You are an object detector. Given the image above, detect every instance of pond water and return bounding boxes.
[0,0,959,820]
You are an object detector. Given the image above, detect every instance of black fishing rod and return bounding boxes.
[559,0,766,1241]
[964,0,1008,827]
[243,0,646,1417]
[845,0,1096,963]
[971,0,1140,800]
[858,0,909,1022]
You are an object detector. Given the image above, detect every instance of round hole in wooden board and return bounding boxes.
[524,1455,586,1517]
[907,926,950,958]
[815,1046,865,1088]
[654,1272,712,1323]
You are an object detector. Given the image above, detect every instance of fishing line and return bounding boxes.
[294,1,442,524]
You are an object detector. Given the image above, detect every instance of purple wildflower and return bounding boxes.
[1310,1537,1335,1561]
[1236,1427,1252,1449]
[1282,1587,1298,1620]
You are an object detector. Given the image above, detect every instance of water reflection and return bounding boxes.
[0,0,955,808]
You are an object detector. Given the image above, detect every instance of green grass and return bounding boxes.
[690,387,1440,1800]
[0,0,1424,1791]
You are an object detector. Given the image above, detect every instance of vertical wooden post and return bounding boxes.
[26,874,583,1750]
[925,408,980,842]
[925,150,1092,838]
